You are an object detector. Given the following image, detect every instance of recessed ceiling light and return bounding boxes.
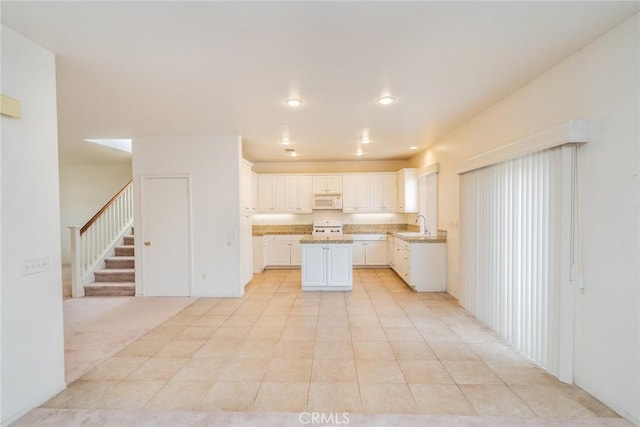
[280,139,290,145]
[409,146,418,150]
[290,152,297,157]
[361,137,370,144]
[355,149,363,156]
[284,98,303,107]
[377,96,396,105]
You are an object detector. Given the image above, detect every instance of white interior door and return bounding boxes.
[141,177,191,296]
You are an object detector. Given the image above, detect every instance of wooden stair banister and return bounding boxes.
[70,179,135,297]
[80,180,133,235]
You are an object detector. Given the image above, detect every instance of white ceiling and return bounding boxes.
[2,1,638,164]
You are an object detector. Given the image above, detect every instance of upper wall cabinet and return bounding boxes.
[259,174,312,213]
[259,175,287,212]
[343,173,396,213]
[312,175,342,194]
[251,172,259,213]
[240,159,253,213]
[286,175,313,213]
[342,174,370,212]
[369,174,397,212]
[397,168,418,213]
[254,171,412,214]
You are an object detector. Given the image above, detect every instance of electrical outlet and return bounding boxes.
[22,257,49,276]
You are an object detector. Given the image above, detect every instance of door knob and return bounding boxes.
[144,241,151,246]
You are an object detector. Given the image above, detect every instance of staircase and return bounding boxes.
[84,234,135,296]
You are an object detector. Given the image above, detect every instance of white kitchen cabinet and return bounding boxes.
[252,236,266,273]
[342,175,370,212]
[240,213,253,288]
[240,159,253,213]
[286,175,313,213]
[239,159,254,288]
[259,175,287,212]
[313,175,342,194]
[389,236,447,292]
[301,245,325,286]
[369,174,397,212]
[351,234,387,266]
[394,245,411,285]
[344,174,396,213]
[365,240,387,265]
[268,240,292,265]
[251,172,259,213]
[387,236,396,268]
[352,243,365,265]
[397,168,418,213]
[290,242,302,265]
[301,243,352,290]
[266,235,305,267]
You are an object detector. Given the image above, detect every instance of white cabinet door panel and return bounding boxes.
[382,174,397,211]
[299,176,313,212]
[286,176,300,212]
[327,245,352,286]
[259,175,274,212]
[356,175,370,211]
[290,242,302,266]
[272,176,287,211]
[268,241,291,265]
[352,243,365,265]
[302,245,326,286]
[326,176,342,194]
[313,175,342,194]
[365,240,387,265]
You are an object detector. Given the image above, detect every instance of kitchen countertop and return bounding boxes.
[300,235,354,244]
[253,231,309,236]
[388,231,446,243]
[253,227,446,243]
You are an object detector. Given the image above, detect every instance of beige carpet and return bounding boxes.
[63,295,196,383]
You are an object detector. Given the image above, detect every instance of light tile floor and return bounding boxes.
[37,268,623,423]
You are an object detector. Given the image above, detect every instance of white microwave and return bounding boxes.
[313,194,342,210]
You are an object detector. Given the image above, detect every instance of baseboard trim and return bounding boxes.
[573,379,638,425]
[1,381,67,427]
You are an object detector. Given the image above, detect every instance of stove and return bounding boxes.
[312,220,343,236]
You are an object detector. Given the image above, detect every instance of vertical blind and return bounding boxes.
[460,145,576,377]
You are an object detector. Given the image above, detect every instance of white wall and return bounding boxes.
[132,136,243,297]
[59,163,132,264]
[410,15,639,423]
[1,25,66,425]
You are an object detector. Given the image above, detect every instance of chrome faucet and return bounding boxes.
[415,215,429,236]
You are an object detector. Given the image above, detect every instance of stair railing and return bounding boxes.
[69,180,134,297]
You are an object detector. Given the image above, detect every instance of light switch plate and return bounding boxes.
[22,257,49,276]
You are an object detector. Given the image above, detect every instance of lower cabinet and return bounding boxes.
[389,236,447,292]
[240,214,253,288]
[252,236,266,273]
[351,234,388,266]
[265,235,304,267]
[301,244,352,291]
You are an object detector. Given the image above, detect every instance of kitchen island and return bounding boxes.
[300,235,353,291]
